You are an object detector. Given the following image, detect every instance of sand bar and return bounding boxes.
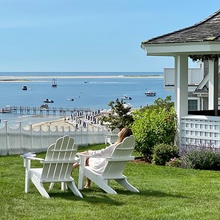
[0,74,163,82]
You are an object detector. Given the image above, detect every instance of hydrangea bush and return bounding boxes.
[152,143,179,165]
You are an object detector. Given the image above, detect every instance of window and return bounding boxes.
[188,98,200,111]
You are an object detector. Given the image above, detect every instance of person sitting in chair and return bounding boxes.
[72,127,133,188]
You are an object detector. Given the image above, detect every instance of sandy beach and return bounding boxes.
[28,116,101,131]
[26,118,74,131]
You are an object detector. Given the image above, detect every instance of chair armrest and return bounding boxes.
[77,152,101,160]
[106,156,135,161]
[20,152,44,169]
[76,153,91,168]
[77,153,135,161]
[27,157,44,161]
[20,152,36,158]
[77,152,114,158]
[76,152,87,156]
[76,152,93,157]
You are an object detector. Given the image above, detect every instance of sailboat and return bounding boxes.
[52,78,57,87]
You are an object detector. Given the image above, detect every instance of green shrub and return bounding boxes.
[132,96,177,162]
[182,149,220,170]
[166,157,182,167]
[152,143,179,165]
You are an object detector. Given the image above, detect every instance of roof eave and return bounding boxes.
[141,41,220,56]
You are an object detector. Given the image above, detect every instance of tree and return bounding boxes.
[100,98,134,130]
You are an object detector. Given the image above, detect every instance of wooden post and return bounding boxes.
[174,54,188,147]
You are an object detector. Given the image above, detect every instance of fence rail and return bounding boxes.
[0,121,110,156]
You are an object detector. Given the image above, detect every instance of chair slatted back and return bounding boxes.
[102,135,135,178]
[41,136,77,182]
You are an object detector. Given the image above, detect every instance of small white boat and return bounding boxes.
[145,90,156,97]
[66,98,74,101]
[43,99,54,103]
[0,105,12,113]
[122,96,132,100]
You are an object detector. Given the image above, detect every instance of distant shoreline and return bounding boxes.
[0,75,163,82]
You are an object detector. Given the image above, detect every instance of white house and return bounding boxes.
[164,62,204,111]
[141,9,220,149]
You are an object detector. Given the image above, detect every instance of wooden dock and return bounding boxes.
[0,106,92,116]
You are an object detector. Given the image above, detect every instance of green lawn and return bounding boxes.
[1,144,220,220]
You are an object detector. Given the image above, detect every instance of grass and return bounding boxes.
[1,144,220,220]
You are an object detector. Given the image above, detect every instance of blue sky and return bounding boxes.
[0,0,219,72]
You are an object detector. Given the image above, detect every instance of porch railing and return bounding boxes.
[181,115,220,148]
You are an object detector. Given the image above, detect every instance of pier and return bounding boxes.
[0,106,94,116]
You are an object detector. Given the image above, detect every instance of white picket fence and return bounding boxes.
[0,121,109,156]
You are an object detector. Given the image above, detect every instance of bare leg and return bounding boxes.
[72,162,79,173]
[84,179,91,188]
[84,158,91,188]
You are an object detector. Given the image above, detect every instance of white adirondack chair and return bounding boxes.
[21,136,83,198]
[77,135,139,194]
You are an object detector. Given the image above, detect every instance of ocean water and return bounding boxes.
[0,72,174,124]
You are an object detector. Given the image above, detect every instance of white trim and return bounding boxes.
[182,114,220,121]
[142,42,220,56]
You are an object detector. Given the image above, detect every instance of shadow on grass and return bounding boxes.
[115,188,187,199]
[48,185,186,205]
[49,190,125,206]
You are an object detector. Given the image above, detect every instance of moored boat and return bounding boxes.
[145,90,156,97]
[22,85,27,90]
[122,96,132,100]
[52,78,57,87]
[66,98,74,101]
[0,105,12,113]
[44,99,54,103]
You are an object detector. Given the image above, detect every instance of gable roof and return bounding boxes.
[142,9,220,45]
